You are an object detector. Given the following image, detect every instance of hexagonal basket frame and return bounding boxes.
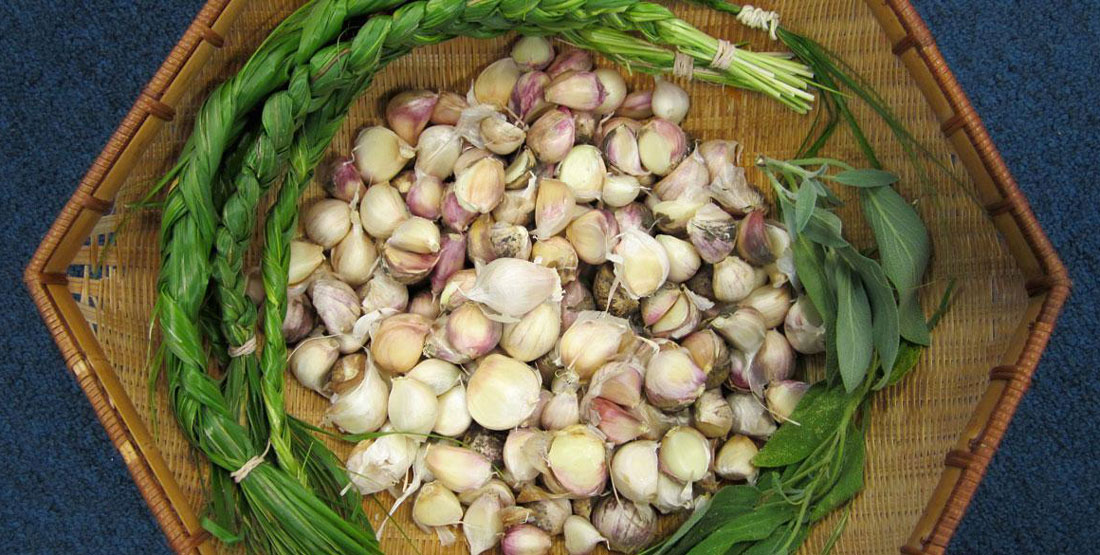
[24,0,1069,553]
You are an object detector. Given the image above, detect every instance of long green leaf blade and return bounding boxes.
[835,264,873,392]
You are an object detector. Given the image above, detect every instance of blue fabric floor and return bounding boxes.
[1,1,1096,553]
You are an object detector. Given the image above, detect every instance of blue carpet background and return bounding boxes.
[1,1,1096,553]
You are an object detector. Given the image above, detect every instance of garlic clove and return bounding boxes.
[453,147,493,175]
[713,255,768,303]
[711,306,768,354]
[601,174,642,208]
[475,58,522,108]
[547,424,608,497]
[459,478,516,507]
[353,126,415,184]
[504,148,537,190]
[327,156,367,203]
[303,199,352,248]
[415,125,463,180]
[687,203,737,264]
[765,380,809,422]
[439,268,477,311]
[370,313,430,373]
[464,493,504,555]
[455,156,506,214]
[610,440,659,505]
[490,222,533,260]
[566,208,619,266]
[638,118,688,176]
[547,49,594,77]
[587,398,648,445]
[359,181,410,239]
[648,286,702,340]
[441,184,477,232]
[612,227,671,299]
[467,354,543,430]
[556,144,606,202]
[281,294,315,343]
[289,337,340,396]
[386,89,438,146]
[659,426,711,483]
[501,524,552,555]
[523,498,572,535]
[526,107,575,163]
[389,376,440,434]
[358,268,409,314]
[413,481,464,542]
[544,70,606,111]
[408,358,462,396]
[655,234,701,284]
[560,278,596,331]
[740,284,792,328]
[387,216,441,254]
[541,376,581,430]
[432,91,468,125]
[651,196,705,234]
[430,232,467,294]
[531,237,579,284]
[346,434,416,494]
[727,349,751,391]
[501,301,561,362]
[653,472,694,514]
[727,391,778,438]
[504,428,549,483]
[326,356,389,433]
[481,117,527,155]
[693,388,734,438]
[512,35,555,70]
[785,295,826,354]
[466,213,497,267]
[682,329,731,389]
[511,71,552,123]
[434,383,473,437]
[534,178,577,240]
[613,202,655,233]
[330,222,378,287]
[616,90,654,119]
[572,111,597,145]
[653,149,709,201]
[558,311,633,381]
[736,209,776,265]
[651,78,690,124]
[447,302,503,360]
[381,243,440,284]
[748,330,796,393]
[584,360,645,409]
[425,443,493,492]
[564,515,607,555]
[601,124,648,177]
[288,241,325,287]
[591,497,656,554]
[309,277,360,335]
[644,348,706,410]
[715,435,759,483]
[593,68,627,115]
[464,257,562,321]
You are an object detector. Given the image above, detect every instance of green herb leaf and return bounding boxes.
[810,422,866,521]
[827,169,899,188]
[794,181,817,233]
[803,209,848,249]
[658,486,762,555]
[883,340,924,387]
[754,384,847,467]
[792,237,835,323]
[686,503,796,555]
[835,263,874,392]
[860,187,931,345]
[838,248,900,378]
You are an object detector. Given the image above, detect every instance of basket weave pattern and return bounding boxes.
[25,0,1069,553]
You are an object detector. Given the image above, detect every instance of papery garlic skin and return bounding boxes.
[715,435,759,483]
[415,125,463,179]
[687,203,737,264]
[467,354,543,430]
[304,199,352,248]
[354,126,415,184]
[309,277,361,334]
[610,440,659,504]
[659,426,711,483]
[460,478,517,507]
[425,443,493,492]
[359,268,409,314]
[389,376,440,434]
[693,388,734,438]
[346,433,417,494]
[547,425,608,497]
[490,222,532,260]
[465,257,562,321]
[482,117,527,155]
[592,263,639,319]
[434,383,472,437]
[564,515,607,555]
[591,497,656,554]
[524,498,571,535]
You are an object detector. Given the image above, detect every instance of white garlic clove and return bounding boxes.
[687,203,737,264]
[612,227,671,299]
[359,181,409,239]
[407,358,462,396]
[425,443,493,492]
[547,49,594,77]
[610,440,659,505]
[370,313,430,373]
[464,493,504,555]
[591,497,656,554]
[616,90,653,119]
[711,306,768,354]
[715,435,759,483]
[558,311,633,381]
[467,354,543,430]
[288,337,340,396]
[481,116,527,155]
[358,268,409,314]
[531,237,578,284]
[475,58,522,108]
[655,234,701,284]
[387,216,441,255]
[326,355,389,434]
[785,295,827,354]
[566,208,619,266]
[464,257,562,321]
[431,91,469,125]
[512,35,555,71]
[501,524,552,555]
[765,380,809,422]
[386,89,438,146]
[501,301,561,362]
[740,284,792,328]
[388,376,439,434]
[563,515,607,555]
[651,78,690,124]
[303,198,352,248]
[547,425,608,497]
[526,107,575,163]
[353,126,415,184]
[682,329,732,389]
[345,434,417,494]
[658,426,711,483]
[288,240,325,287]
[638,118,687,175]
[693,388,734,438]
[330,222,377,287]
[544,70,606,111]
[434,383,472,437]
[644,347,707,410]
[593,68,627,114]
[326,156,367,203]
[455,156,506,214]
[447,302,503,360]
[654,472,694,514]
[727,391,778,438]
[587,398,648,445]
[511,71,552,123]
[309,277,361,335]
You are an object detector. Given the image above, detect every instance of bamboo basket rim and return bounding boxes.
[23,0,1071,553]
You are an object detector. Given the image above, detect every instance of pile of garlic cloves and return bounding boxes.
[271,37,828,555]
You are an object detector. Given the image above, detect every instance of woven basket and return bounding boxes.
[24,0,1069,553]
